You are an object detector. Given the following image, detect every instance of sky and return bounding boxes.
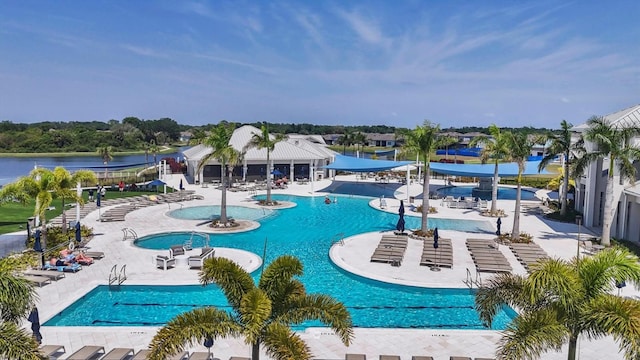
[1,1,639,129]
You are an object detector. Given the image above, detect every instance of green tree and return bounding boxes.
[337,130,354,155]
[188,128,207,146]
[470,124,512,216]
[475,247,640,360]
[148,255,353,360]
[401,120,441,233]
[149,140,159,168]
[51,167,97,234]
[538,120,574,217]
[506,133,537,239]
[195,123,242,225]
[244,125,287,205]
[0,268,41,360]
[571,116,640,246]
[353,131,367,156]
[97,145,113,180]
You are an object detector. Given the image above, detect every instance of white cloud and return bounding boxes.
[336,9,390,47]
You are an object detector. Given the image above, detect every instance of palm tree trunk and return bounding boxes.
[266,152,272,204]
[512,181,521,239]
[561,151,569,216]
[220,162,228,224]
[421,161,430,232]
[61,198,67,234]
[252,341,260,360]
[567,334,578,360]
[491,162,499,215]
[601,174,614,246]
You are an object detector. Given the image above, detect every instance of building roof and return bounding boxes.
[572,104,640,132]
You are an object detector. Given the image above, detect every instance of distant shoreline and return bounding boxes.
[0,146,178,158]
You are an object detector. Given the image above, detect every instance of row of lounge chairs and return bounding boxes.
[420,237,453,268]
[508,242,548,271]
[466,238,512,273]
[21,250,105,286]
[370,235,408,266]
[99,191,202,222]
[41,344,246,360]
[346,355,493,360]
[440,196,488,210]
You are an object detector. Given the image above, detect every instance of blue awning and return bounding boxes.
[429,160,550,177]
[323,155,413,172]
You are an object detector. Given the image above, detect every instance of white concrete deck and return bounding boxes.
[29,174,636,360]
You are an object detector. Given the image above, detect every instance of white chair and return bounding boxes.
[156,255,176,270]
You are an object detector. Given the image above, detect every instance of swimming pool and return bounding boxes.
[46,194,512,329]
[45,283,515,329]
[436,186,537,201]
[168,205,274,221]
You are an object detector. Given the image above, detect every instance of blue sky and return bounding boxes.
[1,1,638,129]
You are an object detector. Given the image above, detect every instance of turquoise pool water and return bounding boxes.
[45,194,512,329]
[436,186,537,201]
[168,205,274,221]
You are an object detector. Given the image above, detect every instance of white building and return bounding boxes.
[183,125,337,184]
[573,104,640,244]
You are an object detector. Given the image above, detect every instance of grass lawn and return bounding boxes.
[0,190,173,235]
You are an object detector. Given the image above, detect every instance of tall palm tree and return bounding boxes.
[401,120,441,233]
[149,140,159,168]
[506,133,537,239]
[337,130,354,155]
[0,167,58,254]
[470,125,511,216]
[440,135,459,161]
[475,247,640,360]
[96,145,113,180]
[0,269,41,360]
[51,167,96,234]
[188,128,207,146]
[538,120,574,217]
[196,123,241,225]
[148,255,353,360]
[353,131,367,157]
[244,125,287,205]
[571,116,640,246]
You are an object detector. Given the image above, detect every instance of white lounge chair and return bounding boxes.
[188,248,215,269]
[156,255,176,270]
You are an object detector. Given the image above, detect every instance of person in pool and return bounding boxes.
[324,195,331,204]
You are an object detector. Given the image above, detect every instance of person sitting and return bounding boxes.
[281,176,288,184]
[74,252,94,265]
[50,257,71,267]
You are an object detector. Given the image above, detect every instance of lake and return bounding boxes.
[0,149,187,186]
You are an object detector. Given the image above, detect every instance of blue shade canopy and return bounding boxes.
[323,155,413,172]
[429,160,550,177]
[148,179,166,186]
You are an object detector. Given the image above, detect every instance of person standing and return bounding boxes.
[88,188,94,201]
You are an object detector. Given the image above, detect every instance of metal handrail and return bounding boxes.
[464,268,473,289]
[118,264,127,285]
[108,264,118,287]
[121,227,138,241]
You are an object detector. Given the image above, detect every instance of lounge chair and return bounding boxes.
[22,274,51,287]
[39,345,65,359]
[450,357,472,360]
[132,349,151,360]
[346,354,366,360]
[380,356,400,360]
[83,251,105,259]
[156,255,176,270]
[170,245,186,257]
[188,352,212,360]
[102,348,135,360]
[66,345,105,360]
[188,247,215,269]
[412,357,434,360]
[24,269,65,280]
[43,262,82,273]
[474,358,495,360]
[229,357,251,360]
[167,351,189,360]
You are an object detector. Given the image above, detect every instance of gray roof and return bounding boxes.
[572,104,640,132]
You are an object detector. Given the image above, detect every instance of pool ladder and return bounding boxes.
[332,232,345,246]
[188,231,210,249]
[109,264,127,289]
[464,268,482,289]
[121,227,138,241]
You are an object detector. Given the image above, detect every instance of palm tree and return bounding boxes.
[0,167,58,255]
[538,120,574,217]
[475,247,640,360]
[148,255,353,360]
[96,145,113,180]
[196,123,241,225]
[0,269,41,360]
[51,167,96,234]
[244,125,287,205]
[337,130,354,155]
[149,140,159,168]
[188,128,207,146]
[353,131,367,157]
[470,125,511,216]
[571,116,640,246]
[401,120,441,233]
[506,133,537,239]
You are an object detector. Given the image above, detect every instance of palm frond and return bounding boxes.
[0,270,38,323]
[262,322,313,360]
[199,257,255,310]
[496,309,568,360]
[259,255,303,297]
[148,307,241,360]
[475,273,528,327]
[526,258,582,310]
[0,321,43,360]
[579,247,640,299]
[239,288,272,346]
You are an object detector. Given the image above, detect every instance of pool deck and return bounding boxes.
[29,174,636,360]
